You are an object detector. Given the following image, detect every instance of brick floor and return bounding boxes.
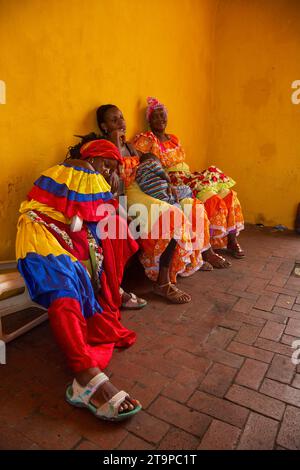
[266,354,296,384]
[1,225,300,449]
[259,321,285,341]
[198,419,240,450]
[199,363,237,398]
[235,358,268,390]
[237,412,279,450]
[277,406,300,450]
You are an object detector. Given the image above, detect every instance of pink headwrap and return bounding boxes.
[146,96,168,122]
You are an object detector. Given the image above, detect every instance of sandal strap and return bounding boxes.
[96,390,128,419]
[122,293,147,307]
[121,291,146,306]
[71,372,109,405]
[229,241,243,251]
[155,282,188,300]
[156,282,172,289]
[129,293,137,302]
[167,284,181,297]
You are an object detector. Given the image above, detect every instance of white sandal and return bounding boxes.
[120,288,147,310]
[65,372,141,421]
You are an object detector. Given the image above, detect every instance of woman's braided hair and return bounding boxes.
[65,104,116,160]
[65,132,103,160]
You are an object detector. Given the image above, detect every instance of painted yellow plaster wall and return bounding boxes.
[1,0,299,260]
[208,0,300,228]
[0,0,217,259]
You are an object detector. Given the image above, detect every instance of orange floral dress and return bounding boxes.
[122,156,140,188]
[133,131,244,248]
[122,149,210,283]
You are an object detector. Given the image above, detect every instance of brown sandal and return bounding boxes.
[203,252,232,269]
[199,261,214,271]
[227,242,245,259]
[153,282,191,304]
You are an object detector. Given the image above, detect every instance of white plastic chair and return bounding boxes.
[0,260,47,343]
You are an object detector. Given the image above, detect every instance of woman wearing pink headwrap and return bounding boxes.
[133,97,245,261]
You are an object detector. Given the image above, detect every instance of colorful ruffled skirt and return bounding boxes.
[126,182,210,283]
[16,163,138,373]
[168,165,244,248]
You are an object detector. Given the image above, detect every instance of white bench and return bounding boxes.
[0,260,47,343]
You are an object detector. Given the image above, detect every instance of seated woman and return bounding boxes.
[92,104,232,305]
[68,132,147,311]
[16,138,141,421]
[71,131,198,304]
[96,104,232,270]
[133,97,245,259]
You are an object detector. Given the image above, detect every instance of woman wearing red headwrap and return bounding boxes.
[16,139,142,421]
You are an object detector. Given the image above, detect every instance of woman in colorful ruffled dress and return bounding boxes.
[16,139,142,421]
[133,98,245,259]
[96,104,234,270]
[94,104,216,303]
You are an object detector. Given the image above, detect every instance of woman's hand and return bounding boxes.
[109,171,120,195]
[169,185,179,203]
[108,130,126,149]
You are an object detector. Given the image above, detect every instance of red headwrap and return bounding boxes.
[80,139,123,164]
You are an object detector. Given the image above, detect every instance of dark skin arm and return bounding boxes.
[108,130,125,154]
[161,170,171,183]
[155,162,172,184]
[152,159,178,202]
[156,165,178,201]
[109,171,121,195]
[107,130,140,158]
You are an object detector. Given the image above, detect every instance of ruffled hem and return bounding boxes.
[27,163,116,221]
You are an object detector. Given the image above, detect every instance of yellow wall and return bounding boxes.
[208,0,300,229]
[0,0,217,259]
[1,0,300,260]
